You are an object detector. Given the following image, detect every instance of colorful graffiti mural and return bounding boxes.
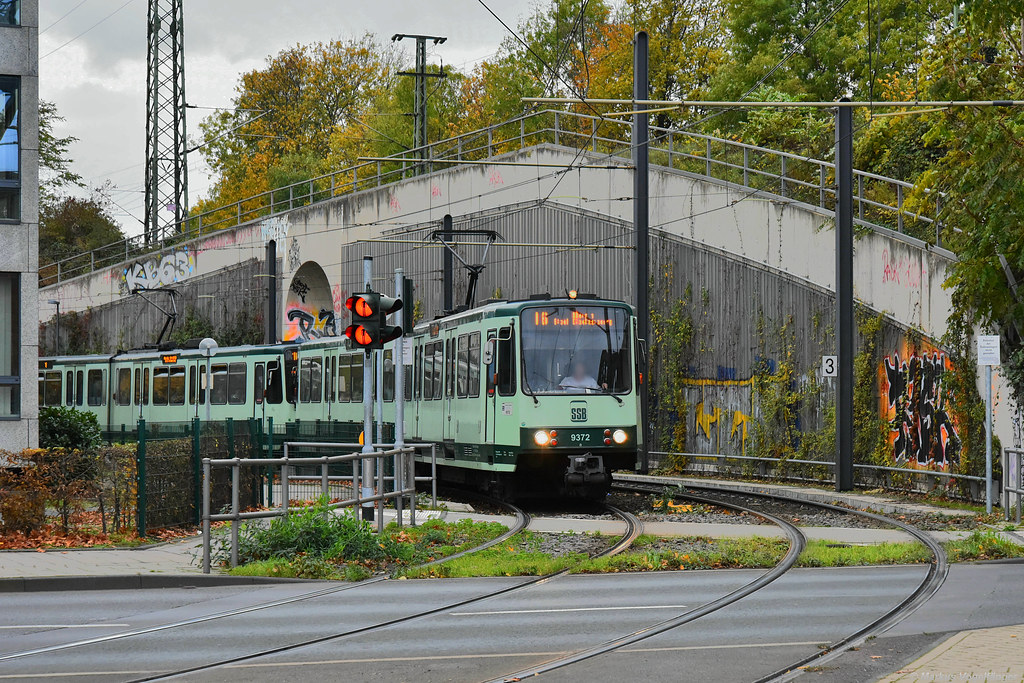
[285,307,338,341]
[880,348,961,468]
[121,249,194,293]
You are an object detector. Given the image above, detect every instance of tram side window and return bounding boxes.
[326,356,335,402]
[65,370,74,406]
[41,371,61,406]
[284,353,298,404]
[299,357,321,403]
[404,356,412,401]
[153,368,169,405]
[383,350,394,402]
[421,344,432,400]
[76,370,84,406]
[413,345,422,400]
[228,363,246,405]
[169,366,186,406]
[189,367,197,404]
[265,360,283,405]
[87,369,105,406]
[116,368,132,406]
[497,328,516,396]
[446,339,456,398]
[350,355,363,401]
[457,335,469,398]
[468,332,480,398]
[337,356,349,402]
[254,363,265,404]
[210,364,228,405]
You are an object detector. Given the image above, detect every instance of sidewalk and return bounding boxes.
[878,623,1024,682]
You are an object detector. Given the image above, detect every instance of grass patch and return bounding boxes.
[219,496,507,580]
[797,540,931,567]
[944,530,1024,562]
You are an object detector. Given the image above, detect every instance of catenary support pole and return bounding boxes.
[633,31,650,474]
[265,239,277,344]
[443,214,454,312]
[362,256,375,522]
[835,99,855,492]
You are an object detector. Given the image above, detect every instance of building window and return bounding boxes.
[0,1,18,27]
[0,76,19,220]
[0,273,18,418]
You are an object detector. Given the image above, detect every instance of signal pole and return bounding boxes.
[361,256,375,521]
[392,34,447,167]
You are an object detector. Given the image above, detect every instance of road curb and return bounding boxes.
[0,573,313,593]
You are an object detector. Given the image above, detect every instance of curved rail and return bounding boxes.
[122,499,640,682]
[483,484,807,682]
[0,496,531,665]
[676,485,949,683]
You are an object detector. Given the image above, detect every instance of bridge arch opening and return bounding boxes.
[284,261,336,342]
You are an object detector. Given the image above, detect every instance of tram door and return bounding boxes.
[484,329,497,444]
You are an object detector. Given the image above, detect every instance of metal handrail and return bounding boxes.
[40,109,948,287]
[200,442,434,573]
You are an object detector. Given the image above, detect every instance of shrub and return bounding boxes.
[39,407,102,451]
[0,451,49,534]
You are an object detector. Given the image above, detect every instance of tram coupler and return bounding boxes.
[565,454,608,487]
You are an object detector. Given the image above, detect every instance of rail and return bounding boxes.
[650,450,994,502]
[1004,448,1023,524]
[40,109,948,287]
[200,442,436,573]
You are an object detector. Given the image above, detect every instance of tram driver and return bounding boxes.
[559,361,606,392]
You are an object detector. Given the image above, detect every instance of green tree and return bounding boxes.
[39,193,125,266]
[38,100,83,202]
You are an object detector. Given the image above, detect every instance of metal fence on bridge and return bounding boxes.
[1004,449,1024,524]
[39,109,948,287]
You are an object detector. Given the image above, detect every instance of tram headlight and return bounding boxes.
[612,429,628,445]
[534,430,551,446]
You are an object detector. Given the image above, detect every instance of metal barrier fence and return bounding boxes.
[40,109,947,287]
[201,442,436,573]
[1004,449,1023,524]
[650,450,992,502]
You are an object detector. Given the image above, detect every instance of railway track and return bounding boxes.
[478,479,946,683]
[0,498,642,682]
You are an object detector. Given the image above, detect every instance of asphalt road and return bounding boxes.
[0,565,937,682]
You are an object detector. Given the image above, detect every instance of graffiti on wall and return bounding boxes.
[285,307,338,341]
[881,248,927,289]
[880,349,961,468]
[683,378,753,456]
[260,216,289,249]
[121,249,194,293]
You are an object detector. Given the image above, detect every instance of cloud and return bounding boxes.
[38,0,535,235]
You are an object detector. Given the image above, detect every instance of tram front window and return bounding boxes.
[520,305,631,395]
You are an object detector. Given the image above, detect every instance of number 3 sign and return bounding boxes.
[822,355,838,377]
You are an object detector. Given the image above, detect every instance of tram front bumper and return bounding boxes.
[564,453,607,487]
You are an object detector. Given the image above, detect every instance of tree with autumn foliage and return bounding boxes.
[193,35,400,215]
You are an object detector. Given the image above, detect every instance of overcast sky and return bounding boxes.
[39,0,537,235]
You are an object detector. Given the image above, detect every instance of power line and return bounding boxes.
[40,0,92,36]
[40,0,140,60]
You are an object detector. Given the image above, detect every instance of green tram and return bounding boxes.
[37,295,641,498]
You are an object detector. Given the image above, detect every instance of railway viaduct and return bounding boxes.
[36,111,1006,465]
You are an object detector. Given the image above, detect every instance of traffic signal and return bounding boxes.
[345,292,379,350]
[376,294,404,345]
[344,290,404,350]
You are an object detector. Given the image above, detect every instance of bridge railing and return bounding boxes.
[39,109,949,288]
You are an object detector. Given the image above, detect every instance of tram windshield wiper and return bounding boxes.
[599,385,623,404]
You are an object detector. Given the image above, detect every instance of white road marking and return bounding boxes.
[0,642,827,677]
[450,604,690,616]
[0,624,130,629]
[225,641,824,668]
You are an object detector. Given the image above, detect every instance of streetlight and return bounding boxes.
[47,300,60,355]
[199,338,218,422]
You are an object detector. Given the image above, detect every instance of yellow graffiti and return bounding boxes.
[695,401,721,440]
[730,410,749,456]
